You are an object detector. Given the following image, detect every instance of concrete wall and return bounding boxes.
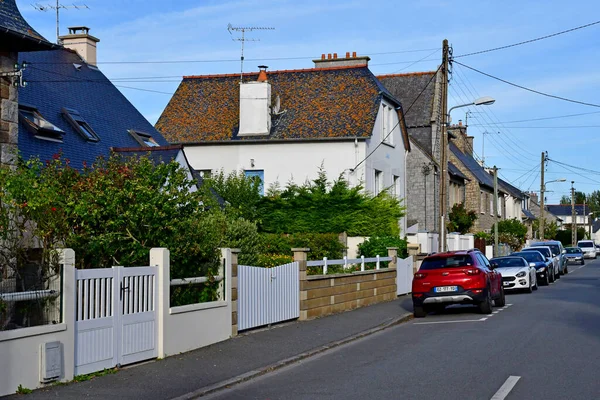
[346,236,368,259]
[0,250,76,397]
[1,52,19,166]
[295,248,398,321]
[154,248,236,358]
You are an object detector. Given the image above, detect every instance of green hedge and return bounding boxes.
[260,232,345,260]
[358,236,408,259]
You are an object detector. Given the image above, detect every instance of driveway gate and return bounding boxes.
[238,262,299,331]
[74,266,157,375]
[397,256,414,296]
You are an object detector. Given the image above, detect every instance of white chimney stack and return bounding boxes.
[59,26,100,66]
[238,66,272,136]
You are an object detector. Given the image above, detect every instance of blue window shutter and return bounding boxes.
[244,170,264,196]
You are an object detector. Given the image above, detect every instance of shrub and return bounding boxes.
[358,236,408,259]
[260,232,346,260]
[447,203,477,234]
[256,253,293,268]
[493,218,528,247]
[223,218,263,266]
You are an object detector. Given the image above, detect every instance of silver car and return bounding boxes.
[530,241,568,275]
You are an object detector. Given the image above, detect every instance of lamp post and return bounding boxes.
[440,96,495,252]
[539,178,566,239]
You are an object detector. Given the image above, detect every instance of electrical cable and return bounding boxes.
[547,159,600,176]
[453,20,600,58]
[468,110,600,125]
[351,65,442,171]
[453,61,600,108]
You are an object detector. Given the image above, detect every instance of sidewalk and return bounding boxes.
[4,296,413,400]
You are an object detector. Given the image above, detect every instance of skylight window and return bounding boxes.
[128,129,160,147]
[19,105,64,142]
[62,107,100,142]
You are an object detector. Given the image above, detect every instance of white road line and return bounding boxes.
[491,376,521,400]
[492,311,499,314]
[414,318,486,325]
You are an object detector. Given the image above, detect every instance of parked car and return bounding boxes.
[577,240,597,259]
[520,246,557,283]
[564,247,585,265]
[412,250,505,318]
[490,256,537,293]
[511,251,552,285]
[530,240,567,275]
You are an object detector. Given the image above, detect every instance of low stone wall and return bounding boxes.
[300,268,397,320]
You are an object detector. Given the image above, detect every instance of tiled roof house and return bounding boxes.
[377,71,451,233]
[156,53,411,233]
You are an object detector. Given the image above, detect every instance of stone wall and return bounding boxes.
[0,52,19,166]
[295,248,398,320]
[406,142,439,232]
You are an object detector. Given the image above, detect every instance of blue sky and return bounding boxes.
[16,0,600,203]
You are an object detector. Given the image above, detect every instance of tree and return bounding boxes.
[560,191,586,205]
[447,203,477,234]
[532,219,558,240]
[493,218,528,247]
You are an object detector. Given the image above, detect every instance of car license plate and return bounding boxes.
[434,286,457,293]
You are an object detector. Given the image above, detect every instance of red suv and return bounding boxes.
[412,250,505,318]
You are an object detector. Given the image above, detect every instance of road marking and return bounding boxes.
[491,376,521,400]
[414,318,486,325]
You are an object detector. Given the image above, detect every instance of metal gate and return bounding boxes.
[75,266,157,375]
[397,256,414,296]
[238,262,299,331]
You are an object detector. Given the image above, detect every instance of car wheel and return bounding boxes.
[564,266,569,274]
[543,275,550,286]
[548,270,554,283]
[556,270,561,279]
[479,289,493,314]
[495,286,506,307]
[533,279,538,290]
[413,305,427,318]
[581,260,585,265]
[526,280,533,293]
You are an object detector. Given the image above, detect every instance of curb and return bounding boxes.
[171,312,414,400]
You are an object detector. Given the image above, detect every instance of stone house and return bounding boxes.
[377,71,446,233]
[527,192,563,238]
[448,122,507,232]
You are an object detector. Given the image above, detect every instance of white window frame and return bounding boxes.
[374,170,383,196]
[480,191,485,214]
[392,175,400,198]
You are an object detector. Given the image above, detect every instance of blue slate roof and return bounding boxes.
[0,0,56,51]
[497,177,524,199]
[522,208,536,220]
[18,48,169,168]
[546,204,591,217]
[450,142,502,192]
[448,161,469,181]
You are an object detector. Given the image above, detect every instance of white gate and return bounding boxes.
[75,266,157,375]
[397,256,414,296]
[238,262,299,331]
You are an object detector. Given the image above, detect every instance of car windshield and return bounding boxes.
[512,252,542,262]
[530,243,560,256]
[566,248,582,254]
[420,255,473,270]
[578,242,594,248]
[491,258,525,268]
[524,248,551,258]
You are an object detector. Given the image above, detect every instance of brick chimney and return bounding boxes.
[59,26,100,66]
[448,121,473,156]
[529,192,539,204]
[313,51,370,68]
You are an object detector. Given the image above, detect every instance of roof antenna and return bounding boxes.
[32,1,90,44]
[227,24,274,83]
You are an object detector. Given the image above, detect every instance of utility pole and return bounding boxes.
[540,152,546,239]
[493,166,499,256]
[572,182,577,245]
[438,39,450,252]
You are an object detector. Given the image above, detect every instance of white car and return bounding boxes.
[577,240,597,259]
[521,246,559,282]
[490,256,538,293]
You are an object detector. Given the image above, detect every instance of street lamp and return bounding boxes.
[540,178,566,239]
[440,96,496,252]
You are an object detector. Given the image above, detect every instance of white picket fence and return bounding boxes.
[306,255,393,275]
[237,262,299,331]
[75,266,157,375]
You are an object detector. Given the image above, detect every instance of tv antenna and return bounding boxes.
[32,2,90,43]
[227,24,274,83]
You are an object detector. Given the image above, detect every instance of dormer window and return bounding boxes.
[62,107,100,142]
[128,129,159,147]
[19,105,64,143]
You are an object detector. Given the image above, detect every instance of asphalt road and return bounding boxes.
[204,260,600,400]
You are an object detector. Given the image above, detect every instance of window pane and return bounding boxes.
[77,121,95,140]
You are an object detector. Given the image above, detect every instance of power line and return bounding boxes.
[550,161,600,185]
[390,49,439,73]
[467,125,600,129]
[352,65,443,171]
[453,19,600,58]
[547,159,600,176]
[453,60,600,108]
[32,48,440,65]
[469,111,600,125]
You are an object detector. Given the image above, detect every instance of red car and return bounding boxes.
[412,250,505,318]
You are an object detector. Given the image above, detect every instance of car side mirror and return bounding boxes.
[489,262,498,270]
[562,249,567,254]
